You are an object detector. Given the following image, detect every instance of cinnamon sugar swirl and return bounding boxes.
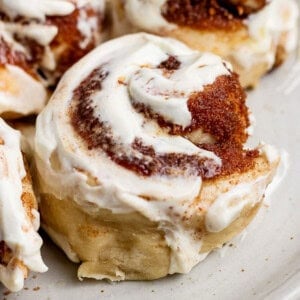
[110,0,299,88]
[0,118,47,291]
[0,0,105,118]
[34,34,280,280]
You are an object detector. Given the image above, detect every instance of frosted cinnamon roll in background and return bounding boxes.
[34,33,280,281]
[0,118,47,292]
[110,0,299,88]
[0,0,105,118]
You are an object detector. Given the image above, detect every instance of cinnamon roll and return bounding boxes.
[110,0,299,88]
[34,33,280,280]
[0,118,47,291]
[0,0,105,118]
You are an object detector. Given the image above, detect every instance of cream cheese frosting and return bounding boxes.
[235,0,299,69]
[116,0,299,72]
[34,33,279,276]
[205,143,284,234]
[0,0,75,21]
[0,118,47,292]
[0,65,47,116]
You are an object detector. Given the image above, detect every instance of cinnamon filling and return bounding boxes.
[158,55,181,70]
[220,0,267,16]
[162,0,266,30]
[70,67,220,178]
[70,62,257,179]
[187,74,249,145]
[133,67,249,145]
[201,143,258,178]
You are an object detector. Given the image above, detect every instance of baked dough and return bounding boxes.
[40,155,277,280]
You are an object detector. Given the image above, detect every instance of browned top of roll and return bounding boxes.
[162,0,267,30]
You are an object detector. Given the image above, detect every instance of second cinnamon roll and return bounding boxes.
[110,0,299,88]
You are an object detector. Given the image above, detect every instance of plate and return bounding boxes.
[2,51,300,300]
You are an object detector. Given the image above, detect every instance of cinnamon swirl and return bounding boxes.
[110,0,299,88]
[0,0,105,118]
[0,118,47,291]
[34,33,280,280]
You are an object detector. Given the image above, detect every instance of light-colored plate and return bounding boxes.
[2,54,300,300]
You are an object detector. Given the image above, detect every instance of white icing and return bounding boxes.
[124,0,175,32]
[205,143,282,233]
[0,64,47,116]
[77,0,105,11]
[0,0,75,21]
[0,19,59,73]
[4,23,58,46]
[14,123,36,159]
[234,0,299,69]
[260,143,280,164]
[75,0,105,49]
[77,8,98,49]
[264,148,289,202]
[34,33,275,275]
[205,175,269,233]
[129,52,230,127]
[0,119,47,292]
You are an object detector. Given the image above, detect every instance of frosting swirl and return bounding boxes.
[35,33,255,273]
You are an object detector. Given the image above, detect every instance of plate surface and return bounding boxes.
[2,46,300,300]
